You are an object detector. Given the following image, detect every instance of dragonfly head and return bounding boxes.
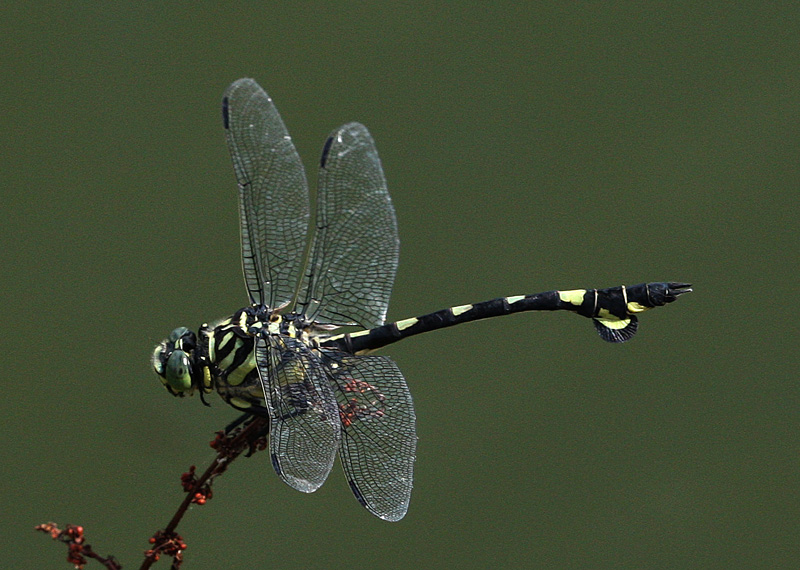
[152,326,201,397]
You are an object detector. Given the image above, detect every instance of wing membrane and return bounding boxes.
[222,78,310,309]
[323,351,416,521]
[297,123,399,327]
[256,335,340,492]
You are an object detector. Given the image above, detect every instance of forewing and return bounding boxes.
[323,351,416,521]
[296,123,399,328]
[222,78,310,309]
[256,335,340,492]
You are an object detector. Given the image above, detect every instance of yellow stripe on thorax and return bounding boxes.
[225,348,257,386]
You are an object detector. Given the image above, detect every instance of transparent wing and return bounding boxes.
[256,335,340,492]
[322,350,416,521]
[222,78,310,309]
[296,123,399,328]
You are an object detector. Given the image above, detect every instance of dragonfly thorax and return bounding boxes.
[152,306,337,413]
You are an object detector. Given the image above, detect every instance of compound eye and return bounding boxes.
[165,349,193,392]
[152,343,167,376]
[169,326,191,342]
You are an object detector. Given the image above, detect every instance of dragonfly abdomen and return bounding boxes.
[323,282,691,353]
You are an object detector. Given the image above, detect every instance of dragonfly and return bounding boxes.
[152,78,691,521]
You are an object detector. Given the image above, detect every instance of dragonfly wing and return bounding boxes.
[323,350,416,521]
[256,335,340,492]
[222,78,310,309]
[296,123,399,328]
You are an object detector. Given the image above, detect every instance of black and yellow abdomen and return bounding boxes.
[322,282,691,353]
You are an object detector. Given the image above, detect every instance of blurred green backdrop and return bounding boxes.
[2,3,797,569]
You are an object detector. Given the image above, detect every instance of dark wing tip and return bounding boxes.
[348,479,367,506]
[320,123,374,169]
[270,452,283,476]
[222,78,263,130]
[349,479,407,521]
[320,134,334,168]
[593,315,639,343]
[222,96,230,129]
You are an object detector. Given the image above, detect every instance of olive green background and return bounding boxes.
[3,3,797,569]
